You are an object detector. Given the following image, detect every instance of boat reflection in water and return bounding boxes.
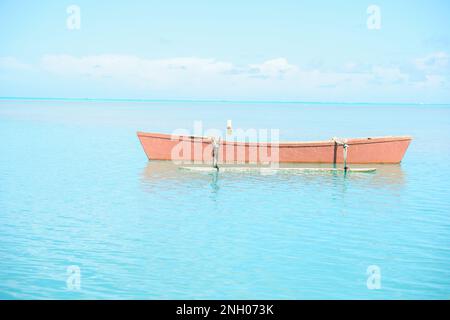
[140,160,219,195]
[140,160,406,194]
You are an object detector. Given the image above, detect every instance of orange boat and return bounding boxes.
[137,132,412,164]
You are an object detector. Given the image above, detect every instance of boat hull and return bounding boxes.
[137,132,412,164]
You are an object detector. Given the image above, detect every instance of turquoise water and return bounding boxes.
[0,99,449,299]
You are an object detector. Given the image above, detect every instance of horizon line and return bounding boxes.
[0,96,449,106]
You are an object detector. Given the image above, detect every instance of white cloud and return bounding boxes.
[2,53,449,101]
[37,53,449,90]
[415,74,447,88]
[410,52,449,89]
[414,52,449,74]
[371,66,409,84]
[248,58,298,78]
[41,54,236,91]
[42,54,233,78]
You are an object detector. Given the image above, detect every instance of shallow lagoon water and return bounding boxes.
[0,100,449,299]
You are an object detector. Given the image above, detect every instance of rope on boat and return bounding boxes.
[343,143,348,171]
[208,136,351,173]
[211,137,221,171]
[332,137,349,172]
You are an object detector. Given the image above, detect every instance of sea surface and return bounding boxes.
[0,99,449,299]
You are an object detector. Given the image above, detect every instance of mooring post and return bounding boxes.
[343,143,348,172]
[212,137,220,170]
[332,137,349,172]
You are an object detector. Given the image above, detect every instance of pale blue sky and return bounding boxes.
[0,0,449,103]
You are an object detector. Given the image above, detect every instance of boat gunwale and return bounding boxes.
[137,131,412,148]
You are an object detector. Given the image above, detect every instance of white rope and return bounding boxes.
[332,137,349,171]
[343,143,348,171]
[332,137,348,145]
[211,137,221,170]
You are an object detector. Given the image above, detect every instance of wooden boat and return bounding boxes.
[137,132,411,164]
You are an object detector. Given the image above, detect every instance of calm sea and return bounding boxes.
[0,99,449,299]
